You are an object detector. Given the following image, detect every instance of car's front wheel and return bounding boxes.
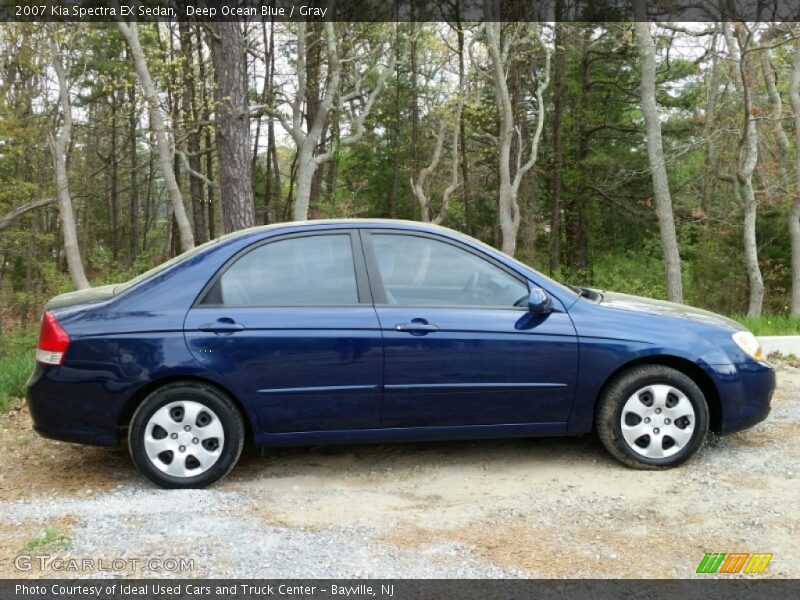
[596,365,709,469]
[128,382,244,488]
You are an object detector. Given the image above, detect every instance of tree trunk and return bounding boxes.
[325,110,340,208]
[389,23,401,219]
[109,91,119,261]
[410,21,419,175]
[725,23,764,316]
[305,22,325,216]
[0,198,54,231]
[701,32,720,214]
[128,65,140,263]
[117,21,194,252]
[294,146,317,221]
[262,18,280,225]
[741,179,764,316]
[570,28,592,282]
[209,21,256,233]
[196,28,216,239]
[180,20,207,243]
[549,18,566,276]
[633,10,684,303]
[760,50,792,182]
[456,18,471,235]
[485,20,550,257]
[47,36,90,290]
[143,128,155,251]
[788,35,800,315]
[486,21,520,256]
[289,22,330,221]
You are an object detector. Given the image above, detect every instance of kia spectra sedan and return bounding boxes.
[27,220,775,488]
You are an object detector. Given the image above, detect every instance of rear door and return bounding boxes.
[362,231,578,428]
[184,230,383,433]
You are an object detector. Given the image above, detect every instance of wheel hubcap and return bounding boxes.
[143,400,225,478]
[620,384,695,459]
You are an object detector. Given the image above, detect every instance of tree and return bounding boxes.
[548,17,566,276]
[720,22,764,316]
[47,33,90,290]
[789,33,800,315]
[117,20,194,252]
[0,198,54,231]
[484,20,551,256]
[209,21,255,233]
[632,5,684,304]
[179,19,207,243]
[276,22,395,221]
[410,93,464,224]
[127,48,140,262]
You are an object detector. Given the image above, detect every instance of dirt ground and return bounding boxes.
[1,360,798,579]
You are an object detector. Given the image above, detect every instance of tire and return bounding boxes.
[128,382,245,489]
[595,365,709,469]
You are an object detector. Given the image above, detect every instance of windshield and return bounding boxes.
[114,238,219,295]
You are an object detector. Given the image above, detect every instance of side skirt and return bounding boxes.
[253,422,568,447]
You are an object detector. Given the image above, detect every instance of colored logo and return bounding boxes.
[696,552,773,574]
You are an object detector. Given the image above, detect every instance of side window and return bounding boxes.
[371,234,528,307]
[208,234,359,306]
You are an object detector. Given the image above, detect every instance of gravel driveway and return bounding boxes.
[1,360,798,579]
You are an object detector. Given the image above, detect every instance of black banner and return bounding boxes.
[1,0,800,22]
[2,580,800,600]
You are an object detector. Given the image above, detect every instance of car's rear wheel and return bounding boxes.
[128,382,244,488]
[596,365,709,469]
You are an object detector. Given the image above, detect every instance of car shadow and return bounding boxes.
[228,434,617,484]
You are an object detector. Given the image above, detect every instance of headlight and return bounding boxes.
[732,330,764,361]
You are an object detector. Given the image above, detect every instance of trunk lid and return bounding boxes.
[44,284,118,311]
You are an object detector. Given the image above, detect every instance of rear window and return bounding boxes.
[114,238,219,295]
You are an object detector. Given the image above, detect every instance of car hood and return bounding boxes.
[45,284,118,311]
[593,289,744,331]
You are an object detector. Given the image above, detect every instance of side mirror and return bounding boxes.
[528,286,553,314]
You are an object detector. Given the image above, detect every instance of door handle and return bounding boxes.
[395,319,439,336]
[199,318,245,333]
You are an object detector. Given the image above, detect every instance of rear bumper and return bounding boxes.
[32,424,118,446]
[26,364,122,447]
[711,360,775,435]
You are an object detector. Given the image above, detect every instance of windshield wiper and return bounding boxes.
[568,285,603,302]
[567,284,591,298]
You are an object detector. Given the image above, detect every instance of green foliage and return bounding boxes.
[591,247,668,300]
[88,244,154,286]
[1,20,799,330]
[0,329,36,412]
[25,527,71,552]
[732,315,800,336]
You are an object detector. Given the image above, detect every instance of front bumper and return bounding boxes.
[710,359,775,435]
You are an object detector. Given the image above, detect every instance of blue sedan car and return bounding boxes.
[27,220,775,488]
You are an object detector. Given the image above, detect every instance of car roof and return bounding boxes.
[219,218,455,242]
[230,218,454,239]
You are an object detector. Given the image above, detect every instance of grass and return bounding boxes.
[732,315,800,336]
[25,526,71,552]
[0,329,36,412]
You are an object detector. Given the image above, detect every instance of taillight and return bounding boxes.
[36,310,70,366]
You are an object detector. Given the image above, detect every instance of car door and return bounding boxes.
[362,231,578,428]
[184,230,383,433]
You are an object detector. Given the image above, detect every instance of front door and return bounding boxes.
[184,231,383,433]
[363,231,578,428]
